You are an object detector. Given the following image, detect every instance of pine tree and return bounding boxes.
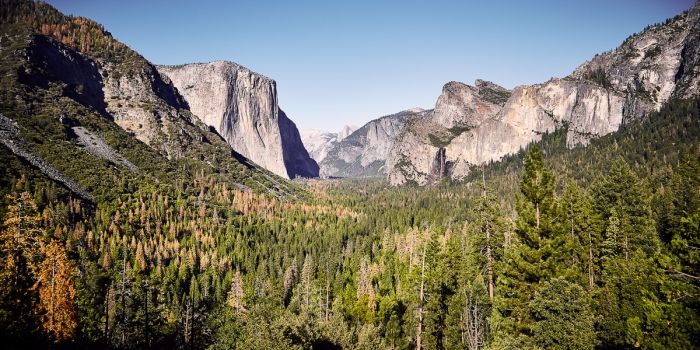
[423,230,456,350]
[283,258,298,307]
[492,146,568,345]
[301,254,315,311]
[560,182,601,289]
[227,270,246,314]
[0,192,43,285]
[529,277,596,350]
[591,157,657,258]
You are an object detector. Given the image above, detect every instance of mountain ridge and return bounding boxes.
[0,0,302,199]
[387,3,700,185]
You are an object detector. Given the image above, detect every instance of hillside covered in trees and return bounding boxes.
[1,97,699,349]
[1,0,700,349]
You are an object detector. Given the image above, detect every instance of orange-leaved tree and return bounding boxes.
[34,240,77,342]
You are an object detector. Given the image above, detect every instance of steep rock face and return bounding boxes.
[389,4,700,185]
[18,35,107,116]
[667,3,700,99]
[319,109,423,178]
[15,23,205,161]
[100,63,193,157]
[157,61,318,179]
[278,109,319,178]
[300,129,337,162]
[433,80,510,128]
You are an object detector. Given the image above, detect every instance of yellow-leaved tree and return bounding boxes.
[0,192,43,285]
[0,191,45,338]
[34,240,77,342]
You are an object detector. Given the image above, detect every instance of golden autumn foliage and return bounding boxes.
[34,240,77,342]
[226,270,246,314]
[0,192,43,286]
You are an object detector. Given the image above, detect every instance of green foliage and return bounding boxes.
[583,68,612,89]
[0,1,699,348]
[530,277,596,350]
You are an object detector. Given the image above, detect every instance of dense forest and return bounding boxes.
[1,98,699,349]
[1,0,699,349]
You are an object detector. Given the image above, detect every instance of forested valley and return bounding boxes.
[1,97,699,349]
[1,0,700,349]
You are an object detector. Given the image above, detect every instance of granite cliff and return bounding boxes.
[318,108,425,178]
[157,61,318,179]
[300,125,357,163]
[388,4,700,185]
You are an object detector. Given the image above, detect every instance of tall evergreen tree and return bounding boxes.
[560,182,602,289]
[491,146,569,346]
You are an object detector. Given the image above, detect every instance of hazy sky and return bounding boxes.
[47,0,694,131]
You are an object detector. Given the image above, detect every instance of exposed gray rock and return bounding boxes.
[388,5,700,185]
[319,108,424,178]
[0,114,92,200]
[301,129,338,162]
[337,125,357,141]
[301,125,358,164]
[433,80,510,129]
[157,61,318,179]
[72,126,138,173]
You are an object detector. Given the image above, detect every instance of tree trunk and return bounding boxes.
[416,245,426,350]
[104,288,109,341]
[325,280,330,322]
[482,170,494,301]
[486,226,493,301]
[588,231,594,289]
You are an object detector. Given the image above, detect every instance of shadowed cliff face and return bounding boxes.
[278,109,319,178]
[18,35,107,117]
[388,4,700,186]
[157,61,319,179]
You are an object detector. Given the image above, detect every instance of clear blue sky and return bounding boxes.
[47,0,694,131]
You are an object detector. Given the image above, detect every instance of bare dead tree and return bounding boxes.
[464,290,486,350]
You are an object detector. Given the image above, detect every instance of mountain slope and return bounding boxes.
[388,3,700,185]
[0,0,299,200]
[319,108,425,178]
[157,62,319,179]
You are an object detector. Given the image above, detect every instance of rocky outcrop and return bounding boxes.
[388,4,700,185]
[1,0,306,200]
[157,61,318,179]
[0,114,92,200]
[18,35,107,116]
[337,125,357,141]
[433,80,510,129]
[19,29,204,161]
[319,109,424,178]
[278,109,320,178]
[72,126,138,173]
